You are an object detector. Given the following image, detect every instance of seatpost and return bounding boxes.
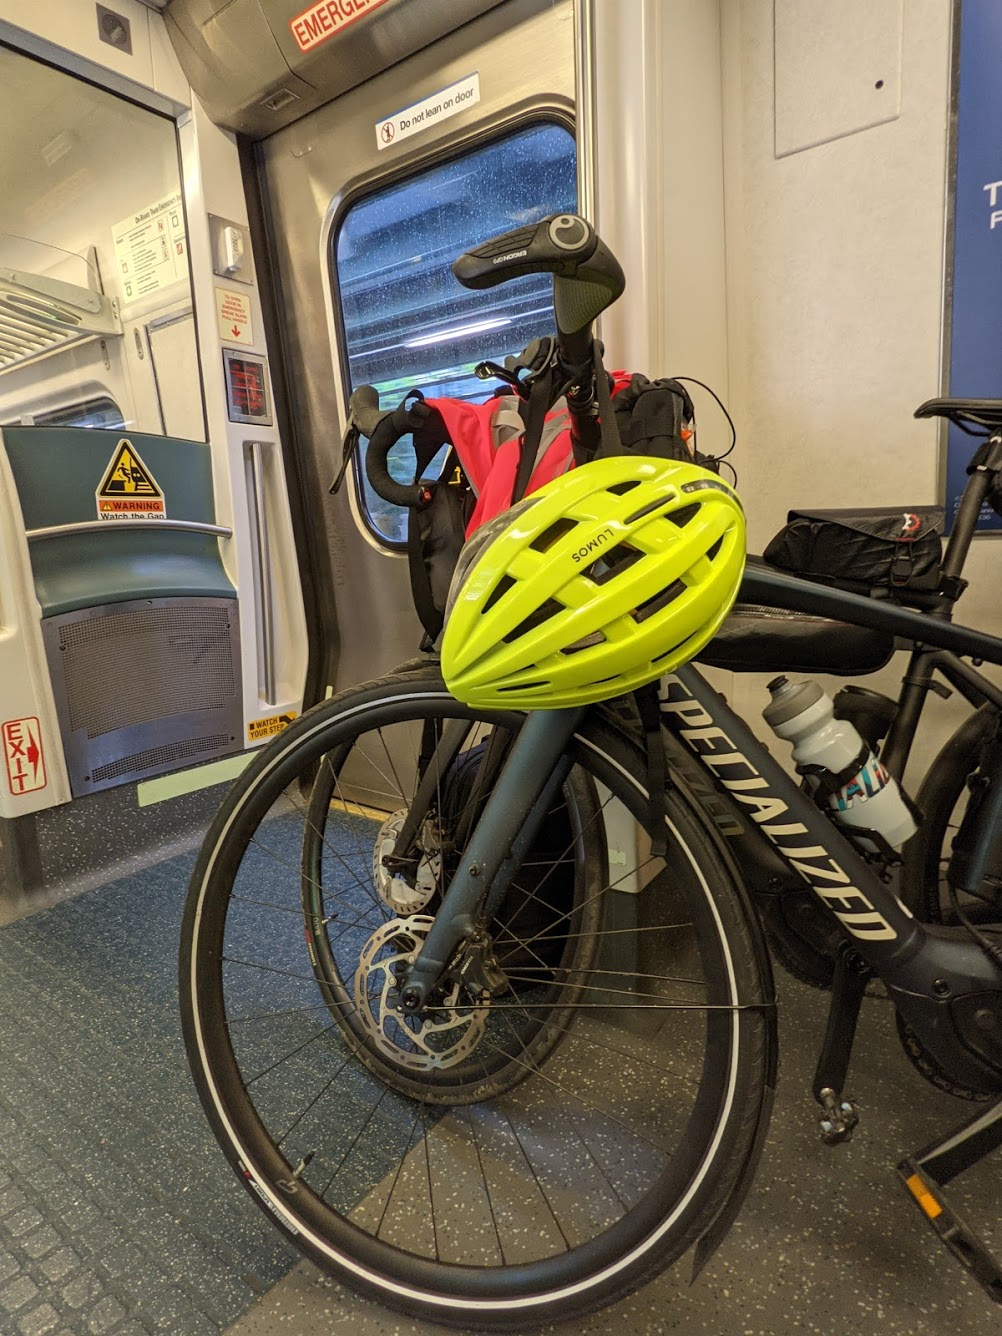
[940,431,1002,598]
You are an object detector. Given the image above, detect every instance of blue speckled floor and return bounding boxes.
[227,973,1002,1336]
[0,853,297,1335]
[1,850,1000,1336]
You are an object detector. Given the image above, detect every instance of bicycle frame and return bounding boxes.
[398,561,1002,1097]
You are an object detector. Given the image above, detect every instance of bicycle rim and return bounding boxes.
[181,676,767,1325]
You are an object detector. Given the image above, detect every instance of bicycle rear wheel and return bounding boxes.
[180,669,774,1329]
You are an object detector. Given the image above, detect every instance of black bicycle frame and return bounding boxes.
[658,554,1002,1095]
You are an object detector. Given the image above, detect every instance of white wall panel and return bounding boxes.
[591,0,732,456]
[721,0,1002,780]
[774,0,903,156]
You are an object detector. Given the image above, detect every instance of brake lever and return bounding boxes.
[474,360,530,400]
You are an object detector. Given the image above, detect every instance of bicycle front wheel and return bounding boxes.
[180,669,774,1329]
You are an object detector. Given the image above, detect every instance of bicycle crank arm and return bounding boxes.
[399,706,586,1013]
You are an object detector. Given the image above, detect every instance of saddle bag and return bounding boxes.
[762,507,945,597]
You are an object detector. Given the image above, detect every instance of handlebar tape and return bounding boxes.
[357,390,433,509]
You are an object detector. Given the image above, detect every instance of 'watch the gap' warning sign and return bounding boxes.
[96,440,166,521]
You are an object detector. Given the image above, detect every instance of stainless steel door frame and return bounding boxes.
[256,0,575,697]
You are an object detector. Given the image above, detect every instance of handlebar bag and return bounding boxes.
[762,507,944,594]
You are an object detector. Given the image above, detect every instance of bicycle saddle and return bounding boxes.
[915,397,1002,433]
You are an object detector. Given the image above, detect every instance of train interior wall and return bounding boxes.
[0,0,985,840]
[0,3,999,1335]
[716,0,989,782]
[591,0,991,789]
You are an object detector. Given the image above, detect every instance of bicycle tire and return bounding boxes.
[901,704,997,923]
[180,668,774,1329]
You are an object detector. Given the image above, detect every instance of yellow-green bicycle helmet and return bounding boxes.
[441,456,746,709]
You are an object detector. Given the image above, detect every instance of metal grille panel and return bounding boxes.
[58,604,236,740]
[43,597,243,796]
[91,733,231,784]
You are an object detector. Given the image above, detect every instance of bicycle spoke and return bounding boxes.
[185,686,763,1303]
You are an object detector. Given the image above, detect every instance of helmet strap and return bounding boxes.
[591,340,625,461]
[635,683,668,858]
[511,363,557,503]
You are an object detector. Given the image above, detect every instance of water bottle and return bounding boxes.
[763,676,917,852]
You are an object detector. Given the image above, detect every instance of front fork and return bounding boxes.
[398,706,585,1014]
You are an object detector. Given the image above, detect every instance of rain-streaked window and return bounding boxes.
[333,122,576,544]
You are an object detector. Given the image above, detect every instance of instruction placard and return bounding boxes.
[3,717,46,795]
[96,440,166,521]
[216,287,253,345]
[112,191,187,301]
[375,73,480,151]
[248,712,297,742]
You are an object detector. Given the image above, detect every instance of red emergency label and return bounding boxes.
[3,717,46,795]
[290,0,390,54]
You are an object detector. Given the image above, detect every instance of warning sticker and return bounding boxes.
[376,73,481,152]
[3,717,46,795]
[290,0,390,54]
[248,712,297,742]
[96,440,166,521]
[215,287,253,345]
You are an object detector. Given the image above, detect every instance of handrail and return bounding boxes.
[26,518,232,542]
[246,440,277,706]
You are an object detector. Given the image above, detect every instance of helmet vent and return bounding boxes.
[561,630,606,655]
[607,480,641,495]
[632,579,686,623]
[585,543,643,585]
[625,495,671,524]
[483,573,516,612]
[503,598,565,642]
[706,536,723,560]
[530,517,577,552]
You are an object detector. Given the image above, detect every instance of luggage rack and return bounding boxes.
[0,265,122,374]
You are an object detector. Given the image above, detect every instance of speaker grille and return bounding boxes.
[90,733,231,784]
[58,604,237,739]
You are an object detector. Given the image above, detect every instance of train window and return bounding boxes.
[31,398,126,430]
[334,121,576,545]
[0,47,205,439]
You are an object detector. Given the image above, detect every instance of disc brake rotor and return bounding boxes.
[354,915,486,1072]
[372,810,441,915]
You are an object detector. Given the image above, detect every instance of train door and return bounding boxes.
[254,0,577,699]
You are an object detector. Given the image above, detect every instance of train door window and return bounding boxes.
[2,397,125,429]
[333,121,576,544]
[0,47,205,439]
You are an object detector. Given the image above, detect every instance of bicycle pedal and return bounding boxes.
[817,1086,859,1145]
[898,1159,1002,1304]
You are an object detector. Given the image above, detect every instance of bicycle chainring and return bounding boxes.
[354,915,486,1072]
[895,1011,993,1102]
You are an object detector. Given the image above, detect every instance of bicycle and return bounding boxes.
[180,215,1002,1328]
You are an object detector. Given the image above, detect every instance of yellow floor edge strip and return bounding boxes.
[137,752,255,807]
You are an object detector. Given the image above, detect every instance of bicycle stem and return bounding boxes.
[399,705,587,1014]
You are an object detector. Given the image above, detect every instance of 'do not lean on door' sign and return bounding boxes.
[375,73,481,151]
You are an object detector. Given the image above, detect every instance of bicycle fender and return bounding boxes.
[691,1073,777,1280]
